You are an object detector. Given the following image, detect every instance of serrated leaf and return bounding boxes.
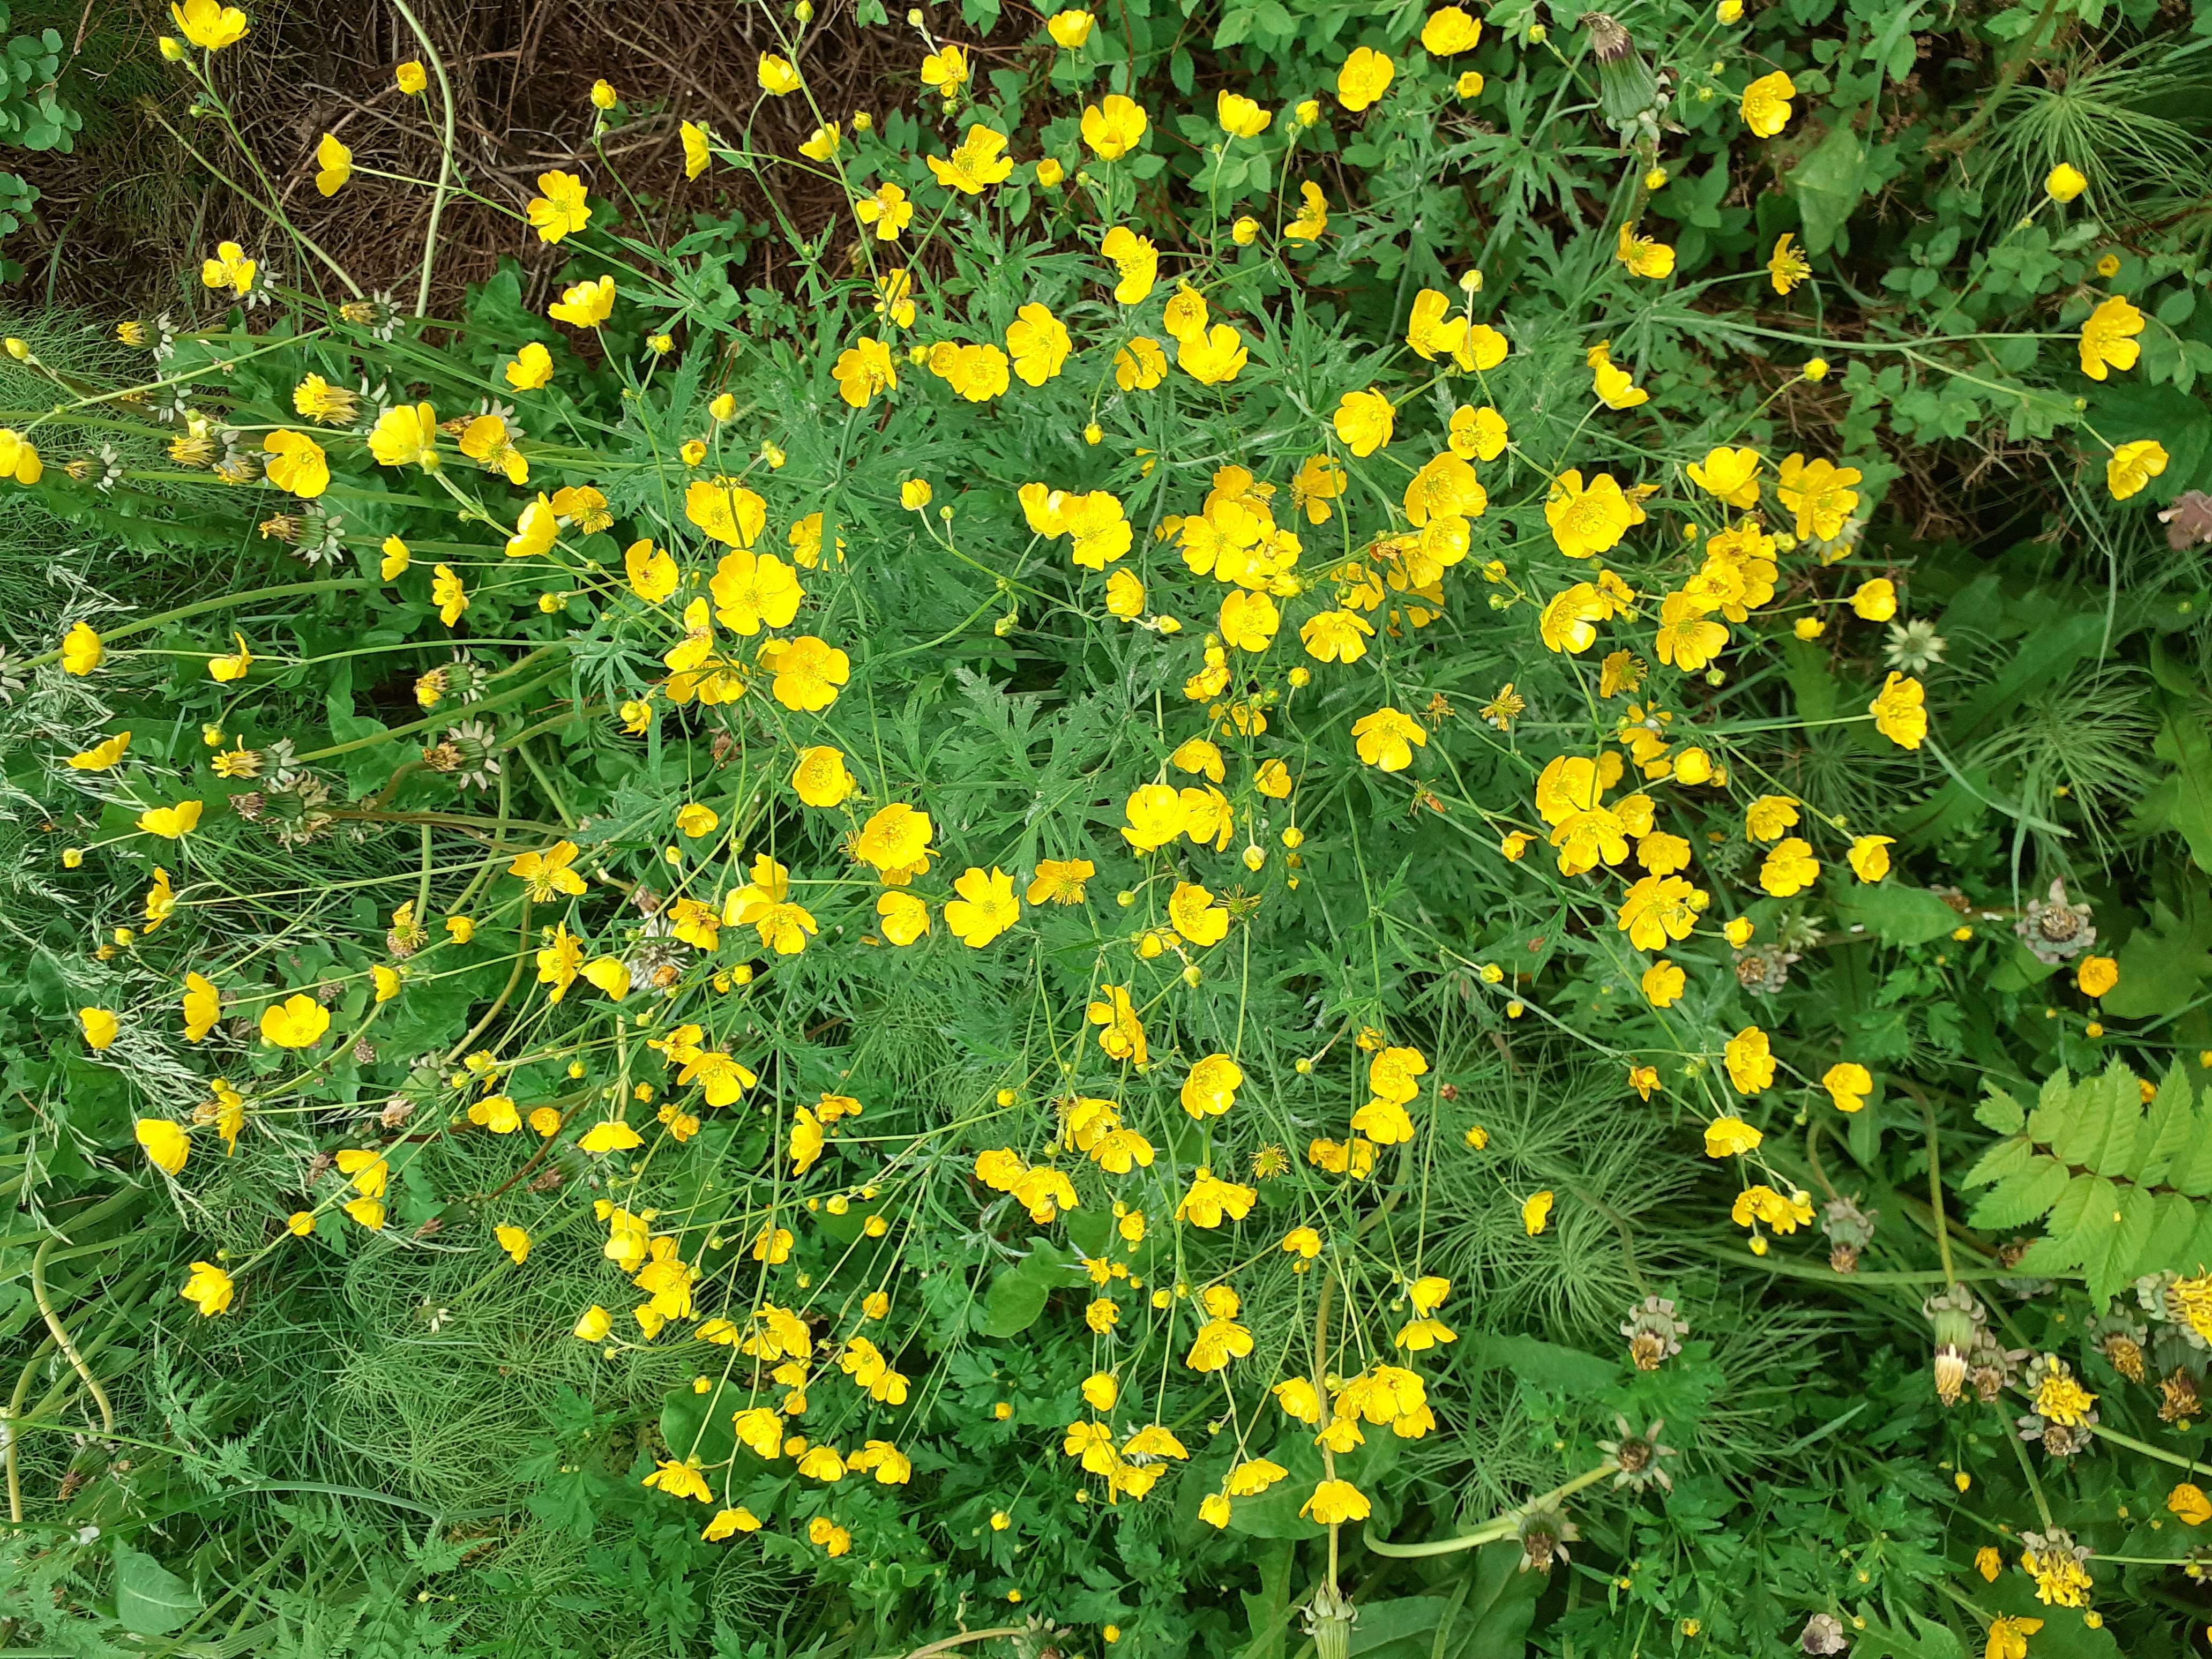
[1975,1087,2027,1135]
[1966,1156,2071,1230]
[2082,1182,2155,1304]
[2026,1067,2075,1146]
[2086,1065,2146,1177]
[2131,1067,2194,1187]
[2044,1072,2110,1168]
[2180,1205,2212,1279]
[2140,1193,2201,1282]
[1962,1135,2035,1189]
[2017,1174,2102,1272]
[2170,1105,2212,1196]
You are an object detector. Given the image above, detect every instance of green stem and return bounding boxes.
[2083,1418,2209,1476]
[388,0,459,317]
[29,1238,114,1435]
[2008,1423,2057,1533]
[1362,1461,1620,1558]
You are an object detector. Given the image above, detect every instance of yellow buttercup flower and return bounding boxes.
[171,0,248,51]
[61,620,103,675]
[1336,46,1394,111]
[1739,70,1796,137]
[682,120,712,178]
[260,992,332,1049]
[313,133,352,196]
[920,43,969,99]
[2078,294,2143,380]
[1333,387,1394,456]
[0,427,41,484]
[180,1260,235,1317]
[1641,960,1685,1007]
[138,799,205,839]
[1824,1063,1872,1112]
[1006,302,1072,385]
[1351,706,1426,771]
[1767,233,1811,294]
[526,170,592,243]
[1687,446,1762,508]
[1615,221,1675,279]
[68,730,131,771]
[201,239,257,295]
[1703,1116,1762,1157]
[1422,6,1482,52]
[1775,453,1861,540]
[944,865,1020,947]
[368,400,440,468]
[1869,671,1927,749]
[1545,469,1634,559]
[1847,835,1893,882]
[1100,226,1157,304]
[1724,1026,1775,1094]
[1176,323,1247,385]
[855,181,914,239]
[1217,91,1271,138]
[549,274,616,327]
[1081,94,1149,159]
[207,632,253,682]
[928,124,1014,195]
[2106,438,2168,500]
[1284,181,1329,242]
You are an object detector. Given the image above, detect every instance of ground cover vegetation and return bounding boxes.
[2,0,2212,1655]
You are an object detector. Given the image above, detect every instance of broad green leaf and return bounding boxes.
[1960,1134,2034,1189]
[1782,637,1840,721]
[1443,1542,1543,1659]
[1974,1087,2026,1135]
[1343,1594,1448,1656]
[113,1543,199,1635]
[1965,1156,2071,1230]
[2102,906,2212,1021]
[1467,1332,1620,1396]
[1829,884,1963,947]
[1787,120,1868,256]
[1845,1606,1968,1659]
[977,1240,1082,1337]
[2159,711,2212,875]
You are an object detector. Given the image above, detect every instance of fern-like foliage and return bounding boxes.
[1961,1060,2212,1304]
